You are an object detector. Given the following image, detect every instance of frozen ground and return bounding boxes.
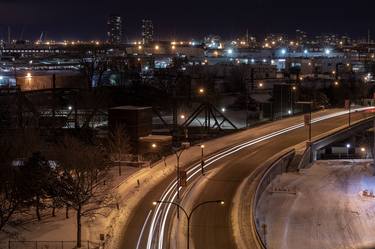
[257,160,375,249]
[0,166,139,248]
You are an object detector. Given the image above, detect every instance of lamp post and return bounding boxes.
[200,144,205,175]
[291,85,297,115]
[153,200,225,249]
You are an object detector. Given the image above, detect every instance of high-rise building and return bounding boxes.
[296,29,307,45]
[142,19,153,45]
[107,15,123,45]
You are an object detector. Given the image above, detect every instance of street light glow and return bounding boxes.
[221,107,226,112]
[258,82,263,88]
[180,114,186,119]
[200,144,205,149]
[361,147,366,152]
[199,88,205,94]
[68,106,73,111]
[152,143,157,149]
[346,143,351,148]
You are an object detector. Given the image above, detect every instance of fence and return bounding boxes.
[251,149,295,248]
[7,241,100,249]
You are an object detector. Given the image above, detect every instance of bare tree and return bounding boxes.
[54,136,112,248]
[0,135,19,231]
[107,125,131,176]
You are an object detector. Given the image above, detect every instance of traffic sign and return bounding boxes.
[304,114,311,126]
[179,170,187,187]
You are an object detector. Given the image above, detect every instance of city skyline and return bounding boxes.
[1,0,375,41]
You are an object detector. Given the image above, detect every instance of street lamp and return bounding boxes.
[153,200,224,249]
[200,144,205,175]
[258,82,264,88]
[198,88,205,95]
[152,143,157,149]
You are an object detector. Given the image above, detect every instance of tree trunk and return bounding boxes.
[36,195,41,221]
[118,160,121,176]
[76,205,82,248]
[66,205,69,219]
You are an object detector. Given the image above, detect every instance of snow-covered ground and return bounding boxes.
[0,166,139,248]
[257,160,375,249]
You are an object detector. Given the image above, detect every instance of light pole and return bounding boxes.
[153,200,225,249]
[291,85,297,115]
[200,144,205,175]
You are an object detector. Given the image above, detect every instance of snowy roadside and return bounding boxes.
[256,160,375,249]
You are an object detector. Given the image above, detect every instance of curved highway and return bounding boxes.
[119,108,374,249]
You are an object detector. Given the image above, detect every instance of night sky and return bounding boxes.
[1,0,375,41]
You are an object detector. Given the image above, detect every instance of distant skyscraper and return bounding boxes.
[142,19,153,45]
[107,15,123,45]
[296,29,307,45]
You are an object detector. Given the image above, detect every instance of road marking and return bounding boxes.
[136,210,152,249]
[147,107,375,249]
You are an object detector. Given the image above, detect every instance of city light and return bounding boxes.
[155,45,159,50]
[138,45,142,50]
[334,81,339,86]
[361,147,366,152]
[281,49,286,55]
[258,82,264,88]
[346,143,351,148]
[221,107,226,112]
[68,106,73,111]
[304,49,308,54]
[227,49,233,55]
[292,86,297,91]
[288,110,292,115]
[325,48,331,55]
[198,88,205,94]
[151,143,157,148]
[26,72,32,79]
[0,76,3,80]
[180,114,186,119]
[200,144,205,149]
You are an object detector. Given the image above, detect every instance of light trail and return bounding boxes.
[145,107,374,249]
[136,210,153,249]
